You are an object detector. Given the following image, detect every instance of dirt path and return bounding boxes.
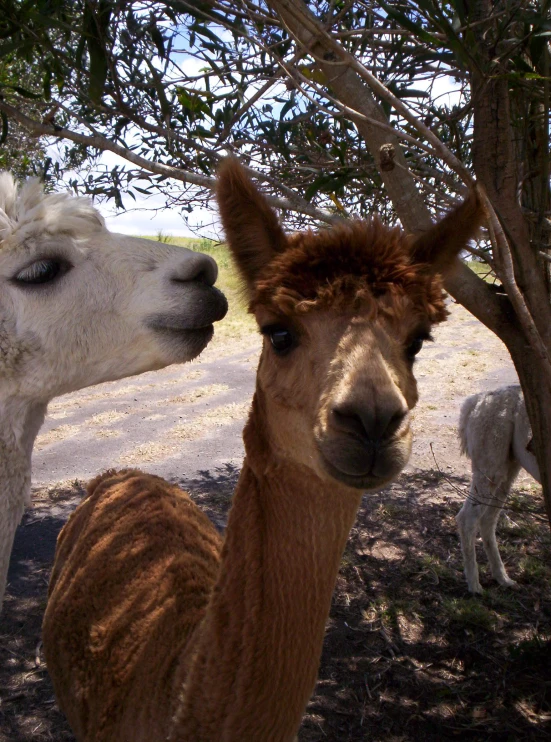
[1,304,549,741]
[25,300,520,487]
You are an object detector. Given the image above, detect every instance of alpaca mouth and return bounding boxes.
[146,286,228,333]
[149,324,216,362]
[317,431,412,491]
[146,285,227,360]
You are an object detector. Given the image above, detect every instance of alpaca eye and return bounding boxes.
[14,259,65,285]
[270,329,294,353]
[264,326,295,354]
[406,333,432,361]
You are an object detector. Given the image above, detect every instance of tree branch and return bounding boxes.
[482,186,551,376]
[0,100,336,224]
[268,0,474,186]
[266,0,510,338]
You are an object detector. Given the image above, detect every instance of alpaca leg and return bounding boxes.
[479,481,516,588]
[456,492,484,594]
[0,496,25,609]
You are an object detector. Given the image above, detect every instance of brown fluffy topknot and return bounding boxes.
[216,157,484,326]
[251,219,448,324]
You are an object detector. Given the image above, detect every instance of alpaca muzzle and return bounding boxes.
[316,399,412,489]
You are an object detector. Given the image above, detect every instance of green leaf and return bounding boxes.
[378,0,443,47]
[189,22,223,46]
[0,84,42,99]
[279,96,296,120]
[43,68,51,101]
[150,23,166,59]
[297,65,326,85]
[88,43,108,103]
[396,88,430,99]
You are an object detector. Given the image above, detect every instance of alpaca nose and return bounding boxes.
[331,399,408,443]
[171,252,218,286]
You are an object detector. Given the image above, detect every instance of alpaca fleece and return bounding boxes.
[0,171,224,611]
[47,470,221,739]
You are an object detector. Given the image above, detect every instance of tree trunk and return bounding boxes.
[266,0,510,339]
[470,0,551,528]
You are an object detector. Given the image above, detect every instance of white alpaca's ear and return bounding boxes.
[216,158,287,298]
[410,189,484,275]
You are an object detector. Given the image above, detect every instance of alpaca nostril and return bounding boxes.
[332,408,368,440]
[385,407,408,439]
[171,253,218,286]
[192,269,210,285]
[332,402,407,443]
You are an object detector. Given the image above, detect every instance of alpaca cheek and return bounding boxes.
[395,369,418,410]
[0,321,37,381]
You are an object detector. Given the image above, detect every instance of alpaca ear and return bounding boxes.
[216,158,287,297]
[409,189,485,274]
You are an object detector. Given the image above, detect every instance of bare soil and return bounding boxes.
[1,303,550,741]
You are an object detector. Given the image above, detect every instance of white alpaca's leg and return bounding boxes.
[479,500,516,588]
[479,469,518,588]
[0,496,25,608]
[456,490,484,594]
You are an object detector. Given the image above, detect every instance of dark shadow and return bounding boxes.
[1,468,549,741]
[299,470,551,741]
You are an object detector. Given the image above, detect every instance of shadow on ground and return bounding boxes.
[1,469,550,741]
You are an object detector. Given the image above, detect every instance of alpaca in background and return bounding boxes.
[456,386,540,593]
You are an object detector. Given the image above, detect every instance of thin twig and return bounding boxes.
[0,100,337,224]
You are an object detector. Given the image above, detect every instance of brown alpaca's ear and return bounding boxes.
[410,189,485,274]
[216,158,287,297]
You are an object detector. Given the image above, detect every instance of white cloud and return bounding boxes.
[48,145,220,239]
[100,197,216,238]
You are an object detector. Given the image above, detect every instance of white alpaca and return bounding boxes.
[0,173,227,609]
[456,385,540,594]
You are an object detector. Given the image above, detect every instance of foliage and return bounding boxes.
[0,54,47,179]
[0,2,546,232]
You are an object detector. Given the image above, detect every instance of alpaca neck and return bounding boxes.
[171,390,361,742]
[0,396,47,606]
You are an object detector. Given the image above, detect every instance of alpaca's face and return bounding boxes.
[254,299,424,490]
[0,221,227,402]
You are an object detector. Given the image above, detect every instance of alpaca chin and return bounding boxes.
[151,325,215,363]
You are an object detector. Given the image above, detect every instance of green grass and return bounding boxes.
[139,235,256,344]
[416,554,455,581]
[466,260,498,284]
[443,597,498,631]
[519,555,551,584]
[374,501,406,519]
[362,597,423,628]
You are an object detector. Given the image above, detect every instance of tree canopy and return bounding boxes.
[1,1,545,230]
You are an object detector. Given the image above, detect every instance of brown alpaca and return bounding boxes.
[43,160,483,742]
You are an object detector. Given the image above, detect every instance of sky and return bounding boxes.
[51,147,217,239]
[100,189,214,238]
